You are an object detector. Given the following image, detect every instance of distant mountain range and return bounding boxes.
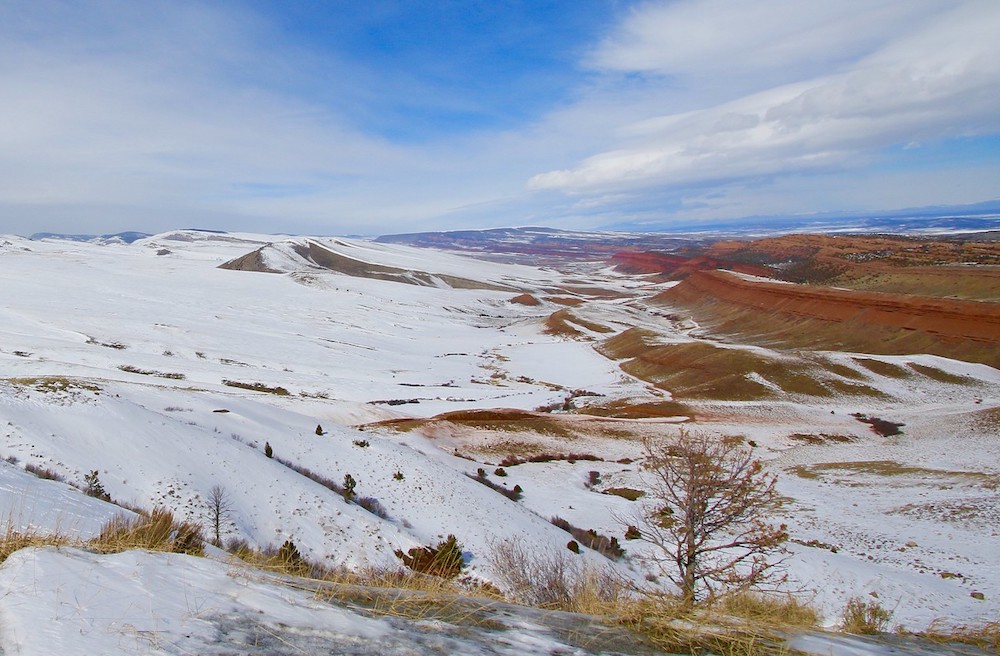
[30,231,151,244]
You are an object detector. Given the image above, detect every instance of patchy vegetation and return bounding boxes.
[222,379,290,395]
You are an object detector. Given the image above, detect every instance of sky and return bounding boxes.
[1,0,999,237]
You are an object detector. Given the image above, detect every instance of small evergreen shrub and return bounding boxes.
[494,467,507,477]
[343,473,357,500]
[264,442,273,458]
[83,470,111,502]
[315,424,325,435]
[275,538,309,575]
[393,471,405,481]
[567,540,580,554]
[395,535,464,579]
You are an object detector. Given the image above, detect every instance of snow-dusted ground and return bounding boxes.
[0,230,997,653]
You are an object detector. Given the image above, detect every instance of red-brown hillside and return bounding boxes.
[654,270,1000,368]
[611,251,770,279]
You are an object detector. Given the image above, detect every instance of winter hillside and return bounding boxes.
[0,230,998,654]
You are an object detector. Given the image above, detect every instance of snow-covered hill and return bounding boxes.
[0,230,997,652]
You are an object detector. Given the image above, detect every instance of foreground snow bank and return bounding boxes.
[0,547,658,656]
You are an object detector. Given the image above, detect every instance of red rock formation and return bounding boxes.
[655,270,1000,368]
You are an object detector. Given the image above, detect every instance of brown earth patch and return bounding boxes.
[546,296,585,306]
[543,309,613,337]
[217,247,280,273]
[509,293,541,306]
[604,339,885,401]
[575,399,694,420]
[595,327,663,360]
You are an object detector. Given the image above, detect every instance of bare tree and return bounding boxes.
[206,484,233,548]
[632,430,787,608]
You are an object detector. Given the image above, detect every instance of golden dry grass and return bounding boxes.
[90,508,204,556]
[918,618,1000,652]
[0,524,72,564]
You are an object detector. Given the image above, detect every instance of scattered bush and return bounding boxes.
[272,455,344,496]
[567,540,580,554]
[603,487,645,501]
[395,535,464,579]
[468,473,523,501]
[356,496,389,519]
[494,467,507,477]
[499,452,602,467]
[393,471,405,481]
[625,525,642,540]
[352,439,370,448]
[117,365,185,379]
[489,537,625,611]
[842,597,892,634]
[550,516,624,560]
[586,470,601,488]
[24,462,63,481]
[223,380,290,396]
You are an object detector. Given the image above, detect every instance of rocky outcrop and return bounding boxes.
[655,270,1000,367]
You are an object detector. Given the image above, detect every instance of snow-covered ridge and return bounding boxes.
[219,235,562,291]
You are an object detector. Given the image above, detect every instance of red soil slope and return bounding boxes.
[655,271,1000,368]
[611,251,770,279]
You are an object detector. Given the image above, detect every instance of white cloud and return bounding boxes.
[531,0,1000,197]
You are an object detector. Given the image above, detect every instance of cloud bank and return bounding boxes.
[530,1,1000,202]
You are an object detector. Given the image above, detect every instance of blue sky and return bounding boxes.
[1,0,998,236]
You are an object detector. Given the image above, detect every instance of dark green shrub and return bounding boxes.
[83,470,111,501]
[343,473,357,500]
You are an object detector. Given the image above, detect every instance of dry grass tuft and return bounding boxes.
[716,592,820,628]
[841,596,892,634]
[90,508,204,556]
[617,597,797,656]
[489,537,628,614]
[0,523,71,564]
[918,619,1000,652]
